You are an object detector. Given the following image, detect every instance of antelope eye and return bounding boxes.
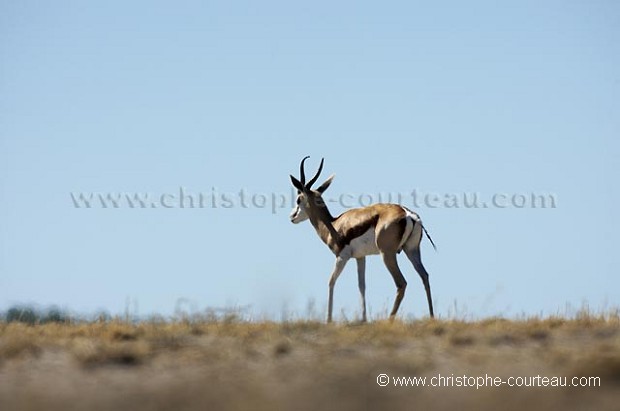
[296,197,301,205]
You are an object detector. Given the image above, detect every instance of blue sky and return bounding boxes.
[1,1,618,319]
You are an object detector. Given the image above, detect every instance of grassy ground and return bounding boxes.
[1,315,619,411]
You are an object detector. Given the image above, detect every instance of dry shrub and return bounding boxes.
[0,334,41,360]
[72,338,151,367]
[449,333,476,346]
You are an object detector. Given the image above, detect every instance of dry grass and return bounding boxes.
[1,315,619,411]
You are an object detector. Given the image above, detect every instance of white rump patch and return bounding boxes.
[401,206,420,222]
[398,217,414,251]
[400,206,423,250]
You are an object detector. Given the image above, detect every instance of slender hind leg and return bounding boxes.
[356,257,367,322]
[381,252,407,320]
[404,246,434,318]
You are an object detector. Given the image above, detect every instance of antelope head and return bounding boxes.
[289,156,335,224]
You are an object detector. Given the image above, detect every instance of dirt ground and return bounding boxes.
[1,317,619,411]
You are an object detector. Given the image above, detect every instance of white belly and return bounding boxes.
[346,228,380,258]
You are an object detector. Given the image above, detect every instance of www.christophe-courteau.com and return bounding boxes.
[70,187,557,213]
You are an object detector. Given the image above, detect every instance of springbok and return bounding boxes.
[289,156,436,322]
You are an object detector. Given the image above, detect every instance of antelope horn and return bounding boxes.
[299,156,310,186]
[305,158,324,189]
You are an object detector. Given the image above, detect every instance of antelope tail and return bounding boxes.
[422,224,437,251]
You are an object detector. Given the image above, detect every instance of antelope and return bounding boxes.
[289,156,436,323]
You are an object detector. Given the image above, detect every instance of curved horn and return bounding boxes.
[299,156,310,185]
[306,158,324,189]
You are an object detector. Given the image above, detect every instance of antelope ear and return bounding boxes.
[316,174,335,193]
[290,175,304,191]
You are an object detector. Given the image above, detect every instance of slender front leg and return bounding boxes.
[327,256,349,323]
[356,257,367,322]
